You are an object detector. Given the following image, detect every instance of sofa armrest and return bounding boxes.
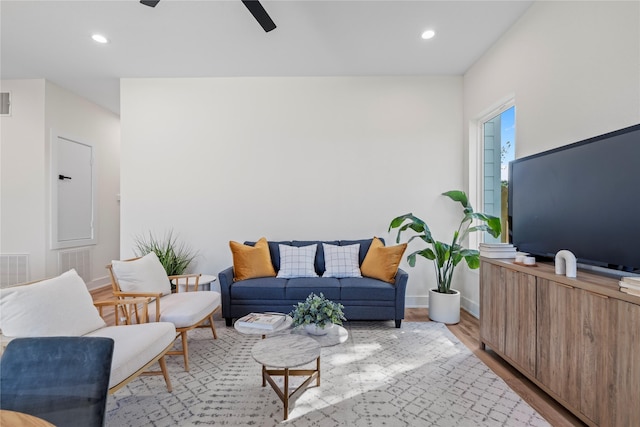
[218,266,234,320]
[394,268,409,325]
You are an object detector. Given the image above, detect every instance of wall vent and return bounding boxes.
[0,254,29,287]
[58,247,92,284]
[1,92,10,116]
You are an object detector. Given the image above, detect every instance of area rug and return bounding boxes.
[105,321,550,426]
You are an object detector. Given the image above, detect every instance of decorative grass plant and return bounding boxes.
[133,229,198,276]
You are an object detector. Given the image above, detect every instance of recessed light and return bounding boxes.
[421,30,436,40]
[91,34,109,44]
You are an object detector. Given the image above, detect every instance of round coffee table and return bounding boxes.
[291,324,348,347]
[251,334,320,420]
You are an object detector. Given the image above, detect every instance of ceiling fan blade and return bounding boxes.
[140,0,160,7]
[241,0,277,32]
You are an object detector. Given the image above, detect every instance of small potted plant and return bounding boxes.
[389,190,501,324]
[290,293,346,335]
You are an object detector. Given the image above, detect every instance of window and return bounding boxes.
[482,106,515,243]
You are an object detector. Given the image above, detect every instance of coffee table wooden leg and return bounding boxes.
[262,365,266,387]
[316,356,321,386]
[283,368,289,420]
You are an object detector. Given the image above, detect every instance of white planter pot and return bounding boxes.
[304,323,331,336]
[428,288,461,324]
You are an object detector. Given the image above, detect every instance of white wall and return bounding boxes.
[0,79,121,288]
[1,80,47,280]
[120,76,463,304]
[461,1,640,316]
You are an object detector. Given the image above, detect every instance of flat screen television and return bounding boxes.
[508,123,640,275]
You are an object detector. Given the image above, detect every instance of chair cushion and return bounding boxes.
[111,252,172,296]
[85,322,176,389]
[0,269,106,337]
[230,237,276,281]
[276,244,319,278]
[148,292,221,328]
[322,243,362,278]
[361,237,407,283]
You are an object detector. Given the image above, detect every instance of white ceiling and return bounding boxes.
[1,0,534,114]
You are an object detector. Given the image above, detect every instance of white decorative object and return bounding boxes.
[304,323,331,336]
[428,289,461,324]
[555,250,577,278]
[523,256,536,265]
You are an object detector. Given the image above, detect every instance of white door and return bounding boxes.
[51,132,97,248]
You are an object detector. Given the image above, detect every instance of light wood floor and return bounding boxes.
[91,286,584,426]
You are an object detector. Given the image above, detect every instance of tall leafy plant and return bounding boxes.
[389,190,501,294]
[133,229,198,276]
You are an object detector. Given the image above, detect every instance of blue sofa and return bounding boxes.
[218,238,408,328]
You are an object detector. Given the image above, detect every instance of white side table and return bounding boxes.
[172,274,217,292]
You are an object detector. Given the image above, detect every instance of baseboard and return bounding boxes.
[406,294,479,319]
[87,275,111,291]
[405,295,429,308]
[461,296,479,319]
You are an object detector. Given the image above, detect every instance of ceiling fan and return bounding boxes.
[140,0,277,33]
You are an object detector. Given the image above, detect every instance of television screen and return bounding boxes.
[508,123,640,274]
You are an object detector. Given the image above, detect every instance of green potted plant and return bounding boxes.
[133,229,198,288]
[290,293,346,336]
[389,190,501,323]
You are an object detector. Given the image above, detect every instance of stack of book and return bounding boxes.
[479,243,517,259]
[619,276,640,297]
[236,312,286,330]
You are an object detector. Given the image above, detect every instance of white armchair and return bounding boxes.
[107,252,221,371]
[0,269,175,393]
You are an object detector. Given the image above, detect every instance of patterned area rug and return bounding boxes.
[106,321,549,426]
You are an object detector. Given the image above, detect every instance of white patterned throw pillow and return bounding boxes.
[277,244,319,278]
[322,243,362,278]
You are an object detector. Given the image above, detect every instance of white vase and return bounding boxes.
[428,288,461,324]
[304,323,331,336]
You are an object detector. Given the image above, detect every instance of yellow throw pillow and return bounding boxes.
[229,237,276,281]
[361,237,407,284]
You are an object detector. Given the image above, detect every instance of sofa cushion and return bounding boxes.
[230,237,276,281]
[292,240,339,275]
[231,277,288,300]
[339,277,396,301]
[340,239,378,265]
[0,269,107,338]
[85,322,175,389]
[322,243,362,278]
[148,292,221,328]
[361,237,407,284]
[111,252,172,296]
[276,244,319,278]
[285,277,341,301]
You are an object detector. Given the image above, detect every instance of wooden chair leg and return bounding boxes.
[158,356,173,392]
[209,314,217,339]
[181,330,189,372]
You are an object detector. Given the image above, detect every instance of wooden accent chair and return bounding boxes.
[0,270,175,394]
[107,252,221,371]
